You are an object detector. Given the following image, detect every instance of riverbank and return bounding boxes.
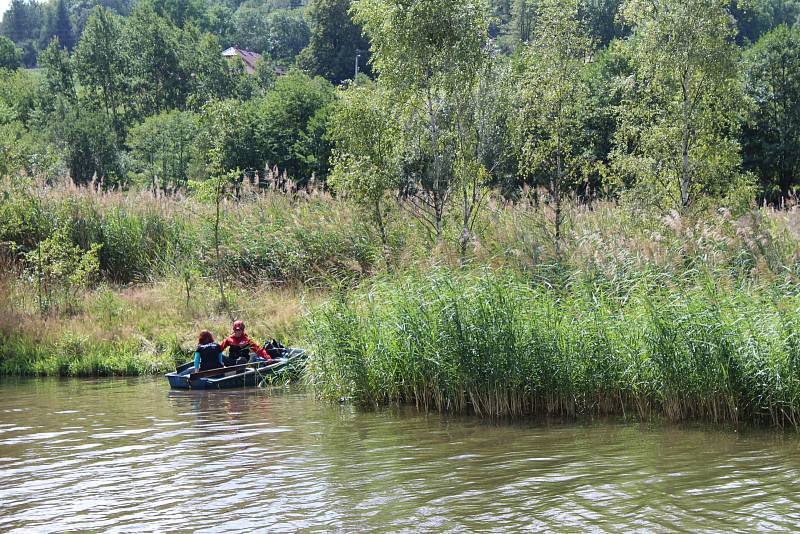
[2,180,800,428]
[0,277,320,376]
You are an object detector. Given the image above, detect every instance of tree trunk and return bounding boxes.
[680,69,691,210]
[426,88,444,243]
[460,184,470,262]
[373,199,392,272]
[213,179,231,319]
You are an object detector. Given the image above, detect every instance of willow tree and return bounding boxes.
[352,0,490,243]
[512,0,594,257]
[612,0,745,212]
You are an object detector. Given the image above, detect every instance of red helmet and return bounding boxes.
[232,320,245,331]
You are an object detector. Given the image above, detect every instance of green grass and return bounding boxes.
[304,269,800,428]
[0,277,322,377]
[0,334,181,376]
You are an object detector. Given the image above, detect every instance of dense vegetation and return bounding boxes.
[306,271,800,427]
[1,0,799,426]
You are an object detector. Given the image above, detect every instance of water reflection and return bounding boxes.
[1,377,799,532]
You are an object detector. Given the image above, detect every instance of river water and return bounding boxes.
[1,377,799,532]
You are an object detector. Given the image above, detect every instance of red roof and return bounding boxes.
[222,47,262,74]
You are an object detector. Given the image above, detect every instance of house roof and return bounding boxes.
[222,46,262,74]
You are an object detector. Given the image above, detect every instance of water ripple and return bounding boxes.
[1,378,799,532]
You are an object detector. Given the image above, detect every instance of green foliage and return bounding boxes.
[22,226,102,314]
[298,0,371,84]
[353,0,491,241]
[39,37,75,105]
[0,334,178,376]
[55,105,122,185]
[231,4,274,53]
[612,0,746,212]
[0,35,23,69]
[306,268,800,428]
[73,6,127,134]
[511,0,595,250]
[196,98,261,176]
[354,0,489,94]
[265,9,310,63]
[254,70,336,181]
[0,68,42,126]
[730,0,800,44]
[329,81,399,207]
[742,24,800,202]
[126,109,199,191]
[49,0,74,51]
[0,121,36,176]
[231,5,309,61]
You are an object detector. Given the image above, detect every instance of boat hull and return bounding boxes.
[165,348,306,390]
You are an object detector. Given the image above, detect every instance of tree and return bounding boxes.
[581,0,626,46]
[195,98,261,179]
[56,106,122,185]
[0,35,22,69]
[742,25,800,202]
[122,5,187,117]
[183,31,243,107]
[38,37,76,115]
[50,0,75,51]
[353,0,490,242]
[512,0,594,256]
[140,0,209,28]
[0,121,35,176]
[453,54,513,258]
[730,0,800,45]
[73,7,127,134]
[126,109,199,191]
[265,9,310,63]
[254,70,335,181]
[1,0,42,66]
[204,3,235,46]
[297,0,371,84]
[0,68,41,125]
[611,0,746,212]
[1,0,37,43]
[328,81,399,265]
[231,4,272,53]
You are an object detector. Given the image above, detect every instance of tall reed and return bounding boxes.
[305,269,800,428]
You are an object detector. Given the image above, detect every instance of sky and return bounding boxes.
[0,1,9,22]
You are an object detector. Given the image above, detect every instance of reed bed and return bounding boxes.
[305,269,800,428]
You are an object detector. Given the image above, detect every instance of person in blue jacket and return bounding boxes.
[193,330,225,372]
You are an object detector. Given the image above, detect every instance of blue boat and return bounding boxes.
[165,348,306,390]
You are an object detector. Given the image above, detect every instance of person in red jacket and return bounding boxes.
[219,320,270,366]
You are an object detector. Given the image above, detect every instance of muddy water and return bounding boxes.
[1,377,799,532]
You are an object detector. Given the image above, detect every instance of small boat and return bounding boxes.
[165,348,306,390]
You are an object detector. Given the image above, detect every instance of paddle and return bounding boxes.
[188,359,285,380]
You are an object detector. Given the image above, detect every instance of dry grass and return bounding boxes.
[0,272,323,375]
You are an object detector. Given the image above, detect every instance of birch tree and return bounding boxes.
[612,0,745,212]
[352,0,490,243]
[512,0,594,257]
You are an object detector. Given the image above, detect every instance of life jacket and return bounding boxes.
[197,342,222,371]
[227,337,252,360]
